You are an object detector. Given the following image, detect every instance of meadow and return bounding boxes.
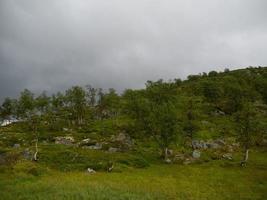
[0,149,266,200]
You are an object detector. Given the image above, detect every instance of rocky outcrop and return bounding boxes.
[55,136,75,145]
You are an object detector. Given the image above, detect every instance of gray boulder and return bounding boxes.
[222,153,233,160]
[192,150,201,159]
[192,140,202,149]
[87,143,102,150]
[13,143,20,148]
[165,158,172,164]
[112,133,133,146]
[108,147,119,153]
[87,168,96,174]
[55,136,75,145]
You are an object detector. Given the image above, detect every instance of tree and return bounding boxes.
[17,89,35,120]
[234,102,265,166]
[200,80,222,106]
[0,97,16,122]
[17,89,40,161]
[35,91,50,115]
[86,85,97,107]
[127,80,180,159]
[65,86,87,125]
[147,102,179,159]
[101,88,121,118]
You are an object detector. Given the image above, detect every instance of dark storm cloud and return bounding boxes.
[0,0,267,100]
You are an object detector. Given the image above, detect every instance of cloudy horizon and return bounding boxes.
[0,0,267,100]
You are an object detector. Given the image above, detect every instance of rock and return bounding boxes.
[227,145,234,152]
[55,136,75,145]
[214,139,226,146]
[183,158,193,165]
[87,168,96,174]
[174,153,185,161]
[192,140,202,149]
[213,110,225,116]
[112,133,133,146]
[81,138,91,143]
[165,158,172,164]
[192,150,201,159]
[222,153,233,160]
[13,144,20,148]
[108,147,119,153]
[87,143,102,150]
[63,128,69,132]
[207,142,220,149]
[114,133,127,142]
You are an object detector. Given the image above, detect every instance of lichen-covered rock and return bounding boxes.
[192,150,201,158]
[222,153,233,160]
[55,136,75,145]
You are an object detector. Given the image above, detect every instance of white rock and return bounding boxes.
[87,168,96,174]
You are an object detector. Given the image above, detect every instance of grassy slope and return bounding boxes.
[0,150,266,200]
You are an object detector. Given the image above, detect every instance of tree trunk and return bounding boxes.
[240,149,249,166]
[162,147,168,160]
[33,138,38,161]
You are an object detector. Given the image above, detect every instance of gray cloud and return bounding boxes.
[0,0,267,100]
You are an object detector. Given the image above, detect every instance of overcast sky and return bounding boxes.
[0,0,267,100]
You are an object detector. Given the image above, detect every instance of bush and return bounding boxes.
[13,161,47,176]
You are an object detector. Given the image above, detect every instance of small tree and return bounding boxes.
[65,86,87,125]
[147,102,179,159]
[17,89,40,161]
[126,80,180,160]
[234,102,265,166]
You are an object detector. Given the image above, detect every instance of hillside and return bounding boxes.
[0,66,267,200]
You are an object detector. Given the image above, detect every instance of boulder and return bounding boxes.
[112,133,133,146]
[214,139,226,146]
[87,143,102,150]
[222,153,233,160]
[207,142,220,149]
[87,168,96,174]
[13,143,20,148]
[165,158,172,164]
[174,153,185,162]
[183,158,193,165]
[192,140,202,149]
[81,138,91,143]
[192,150,201,159]
[114,133,127,142]
[62,128,69,132]
[55,136,75,145]
[108,147,119,153]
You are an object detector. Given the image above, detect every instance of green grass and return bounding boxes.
[0,150,266,200]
